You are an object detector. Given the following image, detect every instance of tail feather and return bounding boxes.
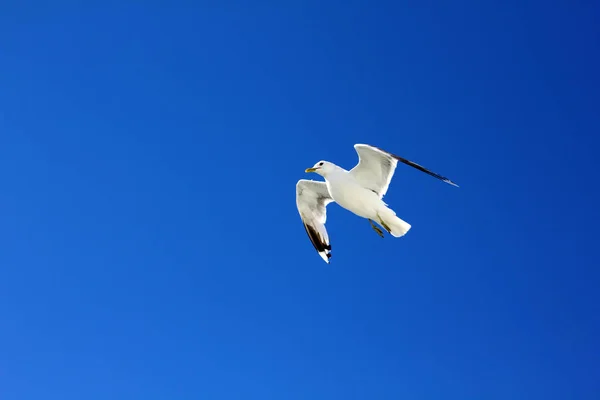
[379,208,411,238]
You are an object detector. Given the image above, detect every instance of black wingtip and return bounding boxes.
[303,222,332,262]
[444,178,460,187]
[371,145,459,188]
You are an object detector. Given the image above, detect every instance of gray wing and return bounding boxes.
[349,144,459,198]
[296,179,334,263]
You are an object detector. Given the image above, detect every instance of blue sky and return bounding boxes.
[1,1,599,399]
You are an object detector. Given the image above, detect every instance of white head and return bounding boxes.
[305,160,337,177]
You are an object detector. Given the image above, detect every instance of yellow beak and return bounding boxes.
[305,167,317,173]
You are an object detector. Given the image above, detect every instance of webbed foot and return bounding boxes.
[377,214,392,234]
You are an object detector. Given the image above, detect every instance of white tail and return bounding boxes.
[379,208,411,237]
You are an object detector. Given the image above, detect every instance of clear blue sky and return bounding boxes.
[1,1,599,399]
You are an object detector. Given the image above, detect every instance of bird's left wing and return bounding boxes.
[349,144,459,198]
[296,179,333,263]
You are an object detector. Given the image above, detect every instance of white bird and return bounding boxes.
[296,144,458,263]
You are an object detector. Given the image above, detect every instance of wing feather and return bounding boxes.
[296,179,333,263]
[349,144,458,198]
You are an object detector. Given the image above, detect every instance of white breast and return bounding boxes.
[326,171,381,219]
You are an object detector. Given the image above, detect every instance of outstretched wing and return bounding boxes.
[349,144,459,198]
[296,179,334,263]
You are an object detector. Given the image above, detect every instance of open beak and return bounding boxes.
[305,167,318,173]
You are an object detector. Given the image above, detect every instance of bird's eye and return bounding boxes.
[319,162,323,166]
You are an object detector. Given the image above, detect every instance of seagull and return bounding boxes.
[296,144,458,263]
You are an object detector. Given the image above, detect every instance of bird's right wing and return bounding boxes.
[296,179,333,263]
[350,144,459,198]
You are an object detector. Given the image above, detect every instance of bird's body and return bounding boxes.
[323,166,380,220]
[296,144,458,263]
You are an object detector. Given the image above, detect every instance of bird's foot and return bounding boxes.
[378,215,392,234]
[369,219,385,238]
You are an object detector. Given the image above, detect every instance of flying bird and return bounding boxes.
[296,144,458,263]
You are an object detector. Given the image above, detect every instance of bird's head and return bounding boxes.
[305,160,335,177]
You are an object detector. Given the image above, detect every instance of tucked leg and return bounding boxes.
[377,214,392,234]
[369,219,385,238]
